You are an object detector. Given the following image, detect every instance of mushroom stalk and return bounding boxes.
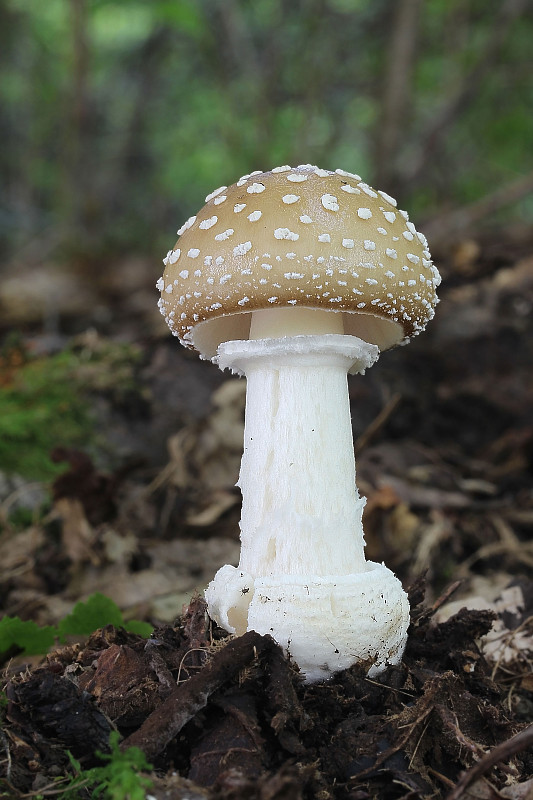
[206,318,410,682]
[219,334,374,577]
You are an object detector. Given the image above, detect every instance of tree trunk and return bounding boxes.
[374,0,422,192]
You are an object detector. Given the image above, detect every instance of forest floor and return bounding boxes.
[0,228,532,798]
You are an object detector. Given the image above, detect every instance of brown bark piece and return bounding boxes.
[188,691,265,786]
[7,670,112,761]
[120,631,275,761]
[78,642,164,726]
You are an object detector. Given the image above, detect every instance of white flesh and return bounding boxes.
[249,307,344,339]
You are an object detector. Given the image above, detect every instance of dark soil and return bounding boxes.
[3,585,533,799]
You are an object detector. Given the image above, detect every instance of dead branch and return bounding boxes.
[445,724,533,800]
[374,0,423,189]
[354,393,402,455]
[66,0,91,234]
[423,169,533,246]
[403,0,530,188]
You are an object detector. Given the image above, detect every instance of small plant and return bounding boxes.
[56,731,153,800]
[0,593,153,658]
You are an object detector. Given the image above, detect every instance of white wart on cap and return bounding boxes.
[158,165,440,358]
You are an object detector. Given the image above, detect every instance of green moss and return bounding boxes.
[0,336,142,481]
[0,352,91,481]
[5,506,38,530]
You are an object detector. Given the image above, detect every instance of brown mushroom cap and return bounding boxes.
[158,165,440,358]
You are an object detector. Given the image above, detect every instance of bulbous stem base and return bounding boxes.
[205,563,410,683]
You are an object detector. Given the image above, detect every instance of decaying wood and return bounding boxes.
[120,631,277,761]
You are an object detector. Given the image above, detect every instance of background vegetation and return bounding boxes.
[2,0,533,268]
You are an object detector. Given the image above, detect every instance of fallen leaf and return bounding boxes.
[54,497,99,566]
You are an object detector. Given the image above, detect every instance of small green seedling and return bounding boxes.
[45,731,153,800]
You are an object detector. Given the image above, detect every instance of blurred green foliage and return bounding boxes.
[0,335,141,480]
[0,349,92,480]
[0,592,153,657]
[1,0,532,260]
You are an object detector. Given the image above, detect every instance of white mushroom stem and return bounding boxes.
[220,337,372,578]
[206,309,410,682]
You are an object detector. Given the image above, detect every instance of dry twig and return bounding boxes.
[445,725,533,800]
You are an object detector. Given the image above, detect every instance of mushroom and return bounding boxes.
[158,164,440,682]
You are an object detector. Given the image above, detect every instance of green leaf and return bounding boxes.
[90,731,153,799]
[57,593,124,640]
[124,619,153,637]
[155,0,204,37]
[0,617,56,656]
[0,594,152,660]
[60,732,153,799]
